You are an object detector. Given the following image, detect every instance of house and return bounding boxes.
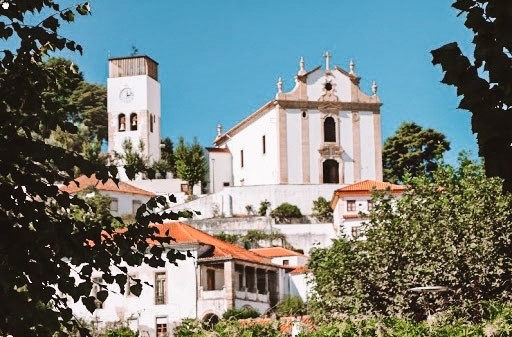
[69,222,287,337]
[60,174,155,218]
[330,179,406,239]
[251,247,310,302]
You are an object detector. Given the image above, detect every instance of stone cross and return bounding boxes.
[323,51,332,71]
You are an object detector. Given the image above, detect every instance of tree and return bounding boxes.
[270,203,302,224]
[431,0,512,192]
[174,136,208,195]
[311,196,333,223]
[309,156,512,321]
[152,137,176,178]
[383,122,450,183]
[0,2,183,336]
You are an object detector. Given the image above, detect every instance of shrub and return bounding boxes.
[311,196,333,223]
[270,203,302,223]
[103,327,138,337]
[258,199,271,216]
[276,296,307,317]
[222,307,260,320]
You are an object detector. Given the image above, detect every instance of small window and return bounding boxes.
[156,317,168,337]
[302,110,308,119]
[155,272,166,305]
[130,113,137,131]
[368,200,374,211]
[150,114,154,133]
[282,260,289,266]
[324,82,333,91]
[352,225,365,239]
[347,200,356,212]
[262,135,266,154]
[240,150,244,168]
[181,184,189,193]
[238,273,244,291]
[324,116,336,142]
[110,198,119,212]
[206,269,216,291]
[132,200,142,216]
[92,277,103,309]
[118,114,126,132]
[223,182,230,187]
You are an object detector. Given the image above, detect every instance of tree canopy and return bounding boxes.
[0,2,184,336]
[309,156,512,321]
[431,0,512,192]
[382,122,450,183]
[174,136,208,195]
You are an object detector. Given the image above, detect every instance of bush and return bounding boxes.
[270,203,302,223]
[276,296,307,317]
[258,199,271,216]
[223,307,260,320]
[103,327,138,337]
[311,197,333,223]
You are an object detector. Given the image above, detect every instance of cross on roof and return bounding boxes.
[324,51,332,71]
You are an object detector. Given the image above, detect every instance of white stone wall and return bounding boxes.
[287,273,310,303]
[286,109,303,184]
[208,151,233,193]
[339,110,354,183]
[227,107,279,186]
[100,190,152,217]
[269,255,308,267]
[359,111,377,180]
[305,68,352,102]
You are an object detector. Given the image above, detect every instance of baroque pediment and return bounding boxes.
[319,144,344,158]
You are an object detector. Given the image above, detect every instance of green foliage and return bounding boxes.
[383,122,450,183]
[0,2,185,336]
[258,199,271,216]
[276,296,307,317]
[214,231,241,244]
[175,318,281,337]
[152,137,176,178]
[103,327,138,337]
[223,307,261,320]
[174,319,206,337]
[431,0,512,192]
[311,197,333,223]
[270,203,302,224]
[174,136,208,195]
[309,156,512,322]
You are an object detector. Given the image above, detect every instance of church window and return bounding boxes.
[240,150,244,168]
[302,110,308,119]
[322,159,339,183]
[118,114,126,132]
[347,200,356,212]
[130,113,138,131]
[324,117,336,142]
[150,114,153,132]
[262,135,266,154]
[324,82,333,91]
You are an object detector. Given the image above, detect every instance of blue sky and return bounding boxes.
[59,0,477,163]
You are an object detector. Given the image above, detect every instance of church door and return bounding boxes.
[323,159,339,183]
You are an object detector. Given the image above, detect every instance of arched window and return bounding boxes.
[324,116,336,142]
[323,159,339,183]
[130,113,137,131]
[118,114,126,131]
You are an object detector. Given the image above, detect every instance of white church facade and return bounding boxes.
[210,53,383,190]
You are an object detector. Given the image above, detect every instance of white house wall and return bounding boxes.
[102,191,151,217]
[208,151,233,193]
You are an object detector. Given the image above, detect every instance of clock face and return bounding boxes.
[119,87,134,103]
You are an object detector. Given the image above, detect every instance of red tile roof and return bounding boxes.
[155,222,274,266]
[60,175,155,197]
[239,316,313,334]
[250,247,305,258]
[289,265,308,275]
[331,180,405,208]
[335,180,406,193]
[205,147,230,153]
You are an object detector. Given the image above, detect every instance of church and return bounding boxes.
[209,52,383,192]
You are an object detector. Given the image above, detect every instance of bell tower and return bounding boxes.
[107,55,161,164]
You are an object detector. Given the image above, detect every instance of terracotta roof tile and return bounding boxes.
[289,265,309,275]
[335,180,406,194]
[155,222,274,266]
[250,247,305,258]
[60,175,155,196]
[205,147,230,153]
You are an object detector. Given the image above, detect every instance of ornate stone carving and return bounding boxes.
[318,144,344,158]
[318,102,341,114]
[352,111,359,122]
